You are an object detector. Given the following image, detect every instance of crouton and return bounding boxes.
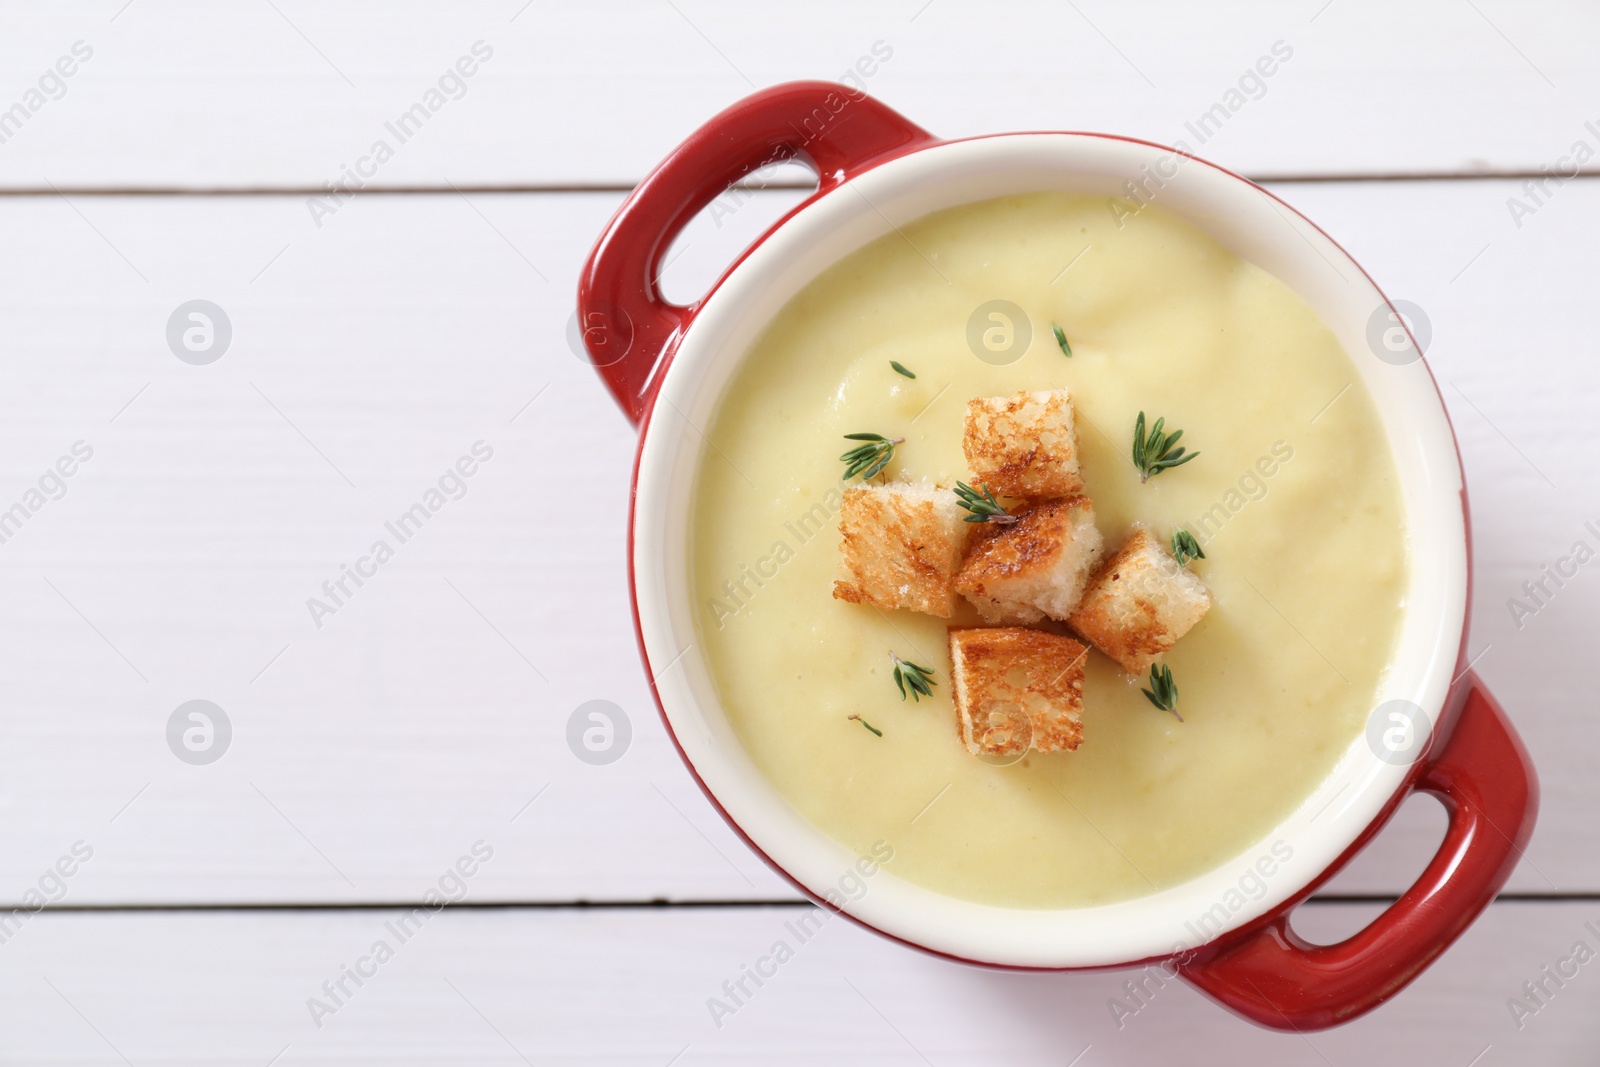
[833,482,970,617]
[949,627,1088,755]
[964,389,1084,498]
[1069,526,1211,674]
[954,496,1104,624]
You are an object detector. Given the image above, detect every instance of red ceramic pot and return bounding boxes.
[578,82,1538,1031]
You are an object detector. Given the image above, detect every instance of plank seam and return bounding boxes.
[2,170,1598,197]
[10,893,1591,913]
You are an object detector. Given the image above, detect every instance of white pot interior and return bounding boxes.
[631,134,1467,968]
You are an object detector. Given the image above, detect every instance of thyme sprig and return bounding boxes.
[953,481,1018,525]
[840,433,902,481]
[1171,529,1205,567]
[890,652,936,702]
[849,714,883,737]
[1052,323,1073,357]
[1141,663,1183,722]
[1132,411,1199,482]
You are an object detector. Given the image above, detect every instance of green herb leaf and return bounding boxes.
[1171,529,1205,567]
[953,481,1018,524]
[849,714,883,737]
[890,360,917,379]
[1132,410,1200,482]
[1052,323,1072,357]
[890,652,937,702]
[839,433,903,481]
[1141,663,1183,721]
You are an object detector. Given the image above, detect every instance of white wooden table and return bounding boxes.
[0,1,1595,1062]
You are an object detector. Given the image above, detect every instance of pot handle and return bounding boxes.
[577,81,935,425]
[1180,670,1539,1031]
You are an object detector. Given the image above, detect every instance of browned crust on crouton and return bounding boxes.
[832,487,965,617]
[954,497,1092,597]
[972,447,1049,499]
[949,627,1087,755]
[1068,528,1201,674]
[963,392,1084,498]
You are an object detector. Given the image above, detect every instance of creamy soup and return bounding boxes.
[690,192,1406,909]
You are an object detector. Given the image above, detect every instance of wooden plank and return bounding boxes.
[0,178,1591,906]
[1,0,1597,188]
[1,901,1595,1064]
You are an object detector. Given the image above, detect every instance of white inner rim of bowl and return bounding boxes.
[632,133,1467,968]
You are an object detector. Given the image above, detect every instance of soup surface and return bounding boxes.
[690,191,1406,909]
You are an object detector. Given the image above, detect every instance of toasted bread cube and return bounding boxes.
[1069,527,1211,674]
[954,497,1103,624]
[964,390,1084,499]
[833,482,970,617]
[950,627,1087,755]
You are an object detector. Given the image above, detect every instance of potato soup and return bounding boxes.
[689,191,1406,909]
